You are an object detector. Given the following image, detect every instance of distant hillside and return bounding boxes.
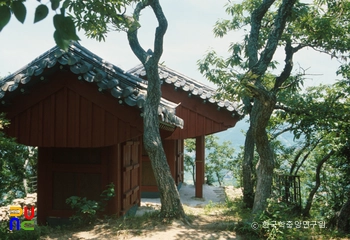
[212,118,295,152]
[213,119,249,153]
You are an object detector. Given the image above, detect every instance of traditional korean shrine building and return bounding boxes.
[0,42,242,225]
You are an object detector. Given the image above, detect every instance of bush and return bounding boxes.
[66,183,115,226]
[0,219,50,240]
[235,198,307,239]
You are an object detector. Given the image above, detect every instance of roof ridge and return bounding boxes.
[127,64,216,92]
[0,46,59,84]
[158,65,216,92]
[127,63,243,116]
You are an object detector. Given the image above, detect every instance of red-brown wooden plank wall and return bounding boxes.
[4,86,142,147]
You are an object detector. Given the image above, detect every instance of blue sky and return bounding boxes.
[0,0,341,87]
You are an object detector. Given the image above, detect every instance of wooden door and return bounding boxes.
[121,140,140,215]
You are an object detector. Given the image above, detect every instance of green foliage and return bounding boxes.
[230,143,258,189]
[0,1,27,28]
[0,0,142,49]
[308,152,350,226]
[66,183,115,226]
[53,13,80,50]
[0,216,52,240]
[203,200,217,214]
[0,114,37,205]
[33,4,49,24]
[206,135,235,186]
[293,0,350,56]
[198,0,350,104]
[0,221,9,239]
[184,154,195,184]
[0,225,41,240]
[253,198,300,239]
[51,0,60,11]
[100,182,117,203]
[184,135,235,186]
[0,0,75,49]
[53,14,77,40]
[273,81,350,142]
[267,80,350,228]
[198,0,350,217]
[233,197,345,239]
[66,196,100,225]
[10,1,26,24]
[63,0,135,42]
[184,138,196,184]
[0,5,11,32]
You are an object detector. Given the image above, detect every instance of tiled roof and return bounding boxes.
[0,42,184,129]
[127,64,242,116]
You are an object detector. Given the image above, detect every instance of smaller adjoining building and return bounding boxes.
[0,42,242,225]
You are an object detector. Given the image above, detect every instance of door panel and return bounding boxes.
[121,141,140,214]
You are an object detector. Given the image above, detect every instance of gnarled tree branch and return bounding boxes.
[302,149,335,217]
[149,0,168,63]
[248,0,276,68]
[252,0,297,76]
[292,137,323,175]
[274,104,311,116]
[274,42,304,91]
[126,0,150,63]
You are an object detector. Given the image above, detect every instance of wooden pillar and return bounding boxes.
[106,144,120,216]
[195,135,205,198]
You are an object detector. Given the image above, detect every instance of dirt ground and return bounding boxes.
[41,186,244,240]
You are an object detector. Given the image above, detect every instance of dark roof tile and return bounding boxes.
[128,64,243,116]
[0,42,184,129]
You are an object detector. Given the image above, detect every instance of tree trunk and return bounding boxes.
[23,158,29,195]
[337,195,350,233]
[192,164,196,185]
[245,0,297,215]
[302,150,334,217]
[143,62,187,221]
[126,0,188,222]
[216,172,222,186]
[251,96,276,215]
[242,126,255,208]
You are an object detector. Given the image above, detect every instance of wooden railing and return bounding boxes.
[28,176,37,193]
[274,174,301,207]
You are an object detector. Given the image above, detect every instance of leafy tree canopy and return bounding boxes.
[198,0,350,215]
[0,0,136,50]
[198,0,350,103]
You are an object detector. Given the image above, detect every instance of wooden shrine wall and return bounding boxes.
[37,138,142,224]
[160,84,239,139]
[141,139,184,193]
[1,72,143,147]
